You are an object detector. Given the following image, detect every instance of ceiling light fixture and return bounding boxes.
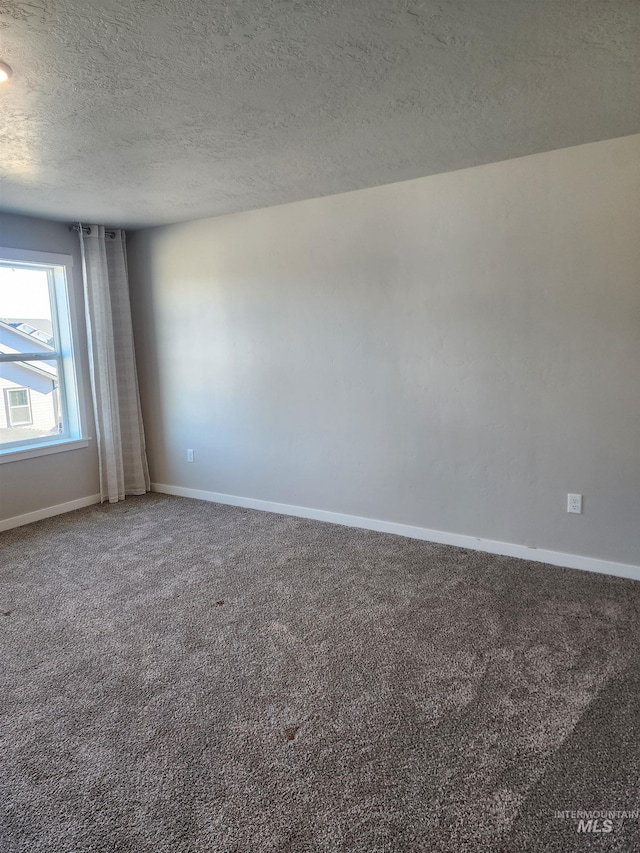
[0,61,13,83]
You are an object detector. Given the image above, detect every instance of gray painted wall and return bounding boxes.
[128,134,640,566]
[0,213,99,520]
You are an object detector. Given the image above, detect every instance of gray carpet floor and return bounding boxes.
[1,493,639,852]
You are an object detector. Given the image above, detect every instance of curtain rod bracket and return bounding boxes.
[68,224,117,238]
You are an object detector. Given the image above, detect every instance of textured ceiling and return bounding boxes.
[0,0,638,228]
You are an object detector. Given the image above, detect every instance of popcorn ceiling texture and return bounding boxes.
[1,493,640,852]
[0,0,638,227]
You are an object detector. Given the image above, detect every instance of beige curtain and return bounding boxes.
[79,226,150,503]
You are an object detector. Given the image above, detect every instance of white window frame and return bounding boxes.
[5,386,33,426]
[0,247,90,463]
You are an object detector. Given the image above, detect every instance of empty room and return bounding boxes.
[1,2,639,851]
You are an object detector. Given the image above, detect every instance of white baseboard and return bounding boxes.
[0,493,102,533]
[151,483,640,582]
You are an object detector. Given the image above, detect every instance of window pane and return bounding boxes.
[1,361,61,444]
[8,388,28,407]
[0,257,80,453]
[0,266,54,350]
[9,405,31,426]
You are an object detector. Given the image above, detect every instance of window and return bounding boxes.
[0,247,87,460]
[6,388,33,426]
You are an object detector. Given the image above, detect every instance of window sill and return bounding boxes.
[0,437,91,465]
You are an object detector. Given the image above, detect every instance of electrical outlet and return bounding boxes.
[567,493,582,514]
[187,449,194,463]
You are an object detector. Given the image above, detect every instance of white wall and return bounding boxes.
[0,213,99,521]
[128,134,640,566]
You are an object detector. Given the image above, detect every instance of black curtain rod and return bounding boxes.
[68,224,117,239]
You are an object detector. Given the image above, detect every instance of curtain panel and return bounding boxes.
[79,226,150,503]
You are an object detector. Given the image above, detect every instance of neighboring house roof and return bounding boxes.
[0,318,54,348]
[5,318,53,339]
[0,319,57,382]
